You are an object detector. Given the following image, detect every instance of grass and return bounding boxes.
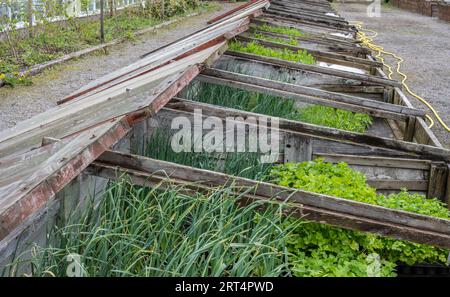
[7,179,298,276]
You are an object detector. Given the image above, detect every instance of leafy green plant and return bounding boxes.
[0,2,209,84]
[254,24,304,37]
[294,105,373,133]
[270,159,450,276]
[229,40,316,65]
[252,32,299,46]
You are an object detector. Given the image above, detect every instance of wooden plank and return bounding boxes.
[445,164,450,209]
[262,11,354,33]
[200,68,425,118]
[252,18,360,45]
[236,35,378,70]
[270,1,336,14]
[370,58,442,148]
[313,153,431,170]
[88,151,450,248]
[428,163,448,200]
[284,133,312,162]
[367,179,428,191]
[58,15,252,105]
[225,51,402,88]
[0,119,131,241]
[0,50,209,158]
[207,0,261,24]
[198,74,408,121]
[166,98,450,161]
[249,27,370,56]
[267,6,348,25]
[404,116,416,142]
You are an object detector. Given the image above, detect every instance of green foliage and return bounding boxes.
[254,24,304,37]
[294,105,373,133]
[252,32,299,46]
[271,159,378,204]
[0,72,32,87]
[11,180,297,276]
[0,2,207,84]
[229,40,316,65]
[270,159,450,276]
[287,223,397,277]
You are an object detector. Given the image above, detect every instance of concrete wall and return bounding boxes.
[390,0,450,20]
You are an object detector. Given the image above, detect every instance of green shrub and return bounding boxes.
[270,159,450,276]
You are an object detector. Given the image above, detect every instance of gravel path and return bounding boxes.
[334,2,450,148]
[0,2,240,132]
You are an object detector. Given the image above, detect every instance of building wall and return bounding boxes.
[391,0,450,21]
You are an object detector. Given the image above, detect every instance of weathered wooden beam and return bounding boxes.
[271,1,335,14]
[267,6,349,26]
[262,11,355,34]
[0,119,131,241]
[224,51,401,88]
[199,68,425,120]
[249,27,370,56]
[272,0,333,9]
[367,179,428,191]
[284,133,312,163]
[428,163,448,201]
[268,5,347,22]
[236,35,380,70]
[87,150,450,249]
[253,16,357,43]
[166,98,450,161]
[207,0,262,24]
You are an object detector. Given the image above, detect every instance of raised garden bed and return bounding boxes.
[0,0,449,278]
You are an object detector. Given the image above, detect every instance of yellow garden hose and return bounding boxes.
[350,21,450,131]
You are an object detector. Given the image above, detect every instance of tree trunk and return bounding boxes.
[100,0,105,43]
[109,0,115,17]
[27,0,33,38]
